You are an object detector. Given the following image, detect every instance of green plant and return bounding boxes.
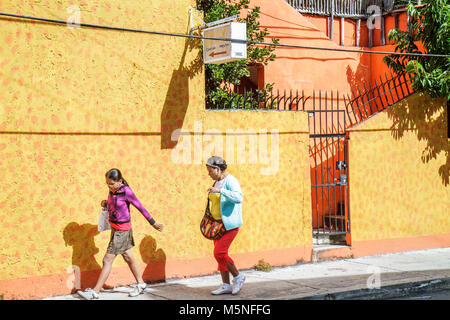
[254,259,272,272]
[383,0,450,99]
[196,0,279,108]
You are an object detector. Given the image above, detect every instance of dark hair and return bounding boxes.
[206,156,227,172]
[105,168,129,186]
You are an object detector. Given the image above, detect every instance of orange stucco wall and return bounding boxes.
[0,0,447,300]
[306,15,369,47]
[252,0,371,96]
[253,0,414,98]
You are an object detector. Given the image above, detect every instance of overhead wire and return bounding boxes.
[0,11,449,58]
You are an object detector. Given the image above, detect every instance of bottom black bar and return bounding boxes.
[0,299,432,318]
[0,300,280,318]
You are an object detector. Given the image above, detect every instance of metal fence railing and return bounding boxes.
[206,73,414,128]
[343,71,414,127]
[285,0,422,18]
[205,89,309,111]
[286,0,384,17]
[394,0,422,10]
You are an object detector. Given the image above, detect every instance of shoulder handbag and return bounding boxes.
[200,197,226,240]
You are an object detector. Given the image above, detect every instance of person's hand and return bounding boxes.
[152,222,164,232]
[208,187,221,193]
[101,200,107,208]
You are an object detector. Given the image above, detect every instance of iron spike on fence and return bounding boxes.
[349,89,363,122]
[384,72,396,103]
[346,93,359,125]
[356,87,369,119]
[362,82,376,115]
[402,72,412,95]
[373,78,386,110]
[368,81,381,112]
[379,74,392,106]
[389,69,402,101]
[342,95,353,127]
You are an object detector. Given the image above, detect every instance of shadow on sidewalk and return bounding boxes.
[137,268,450,300]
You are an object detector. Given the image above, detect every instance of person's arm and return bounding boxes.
[125,187,164,231]
[220,176,243,204]
[125,187,155,224]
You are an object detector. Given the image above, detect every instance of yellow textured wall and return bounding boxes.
[348,94,449,243]
[0,1,312,298]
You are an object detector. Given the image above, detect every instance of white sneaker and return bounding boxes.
[232,274,246,295]
[77,288,99,300]
[211,283,232,295]
[128,282,147,297]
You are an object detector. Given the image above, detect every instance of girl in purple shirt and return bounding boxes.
[77,168,163,300]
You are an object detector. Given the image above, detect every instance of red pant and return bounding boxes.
[213,228,239,271]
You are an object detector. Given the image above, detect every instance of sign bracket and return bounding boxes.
[188,6,205,35]
[188,6,239,35]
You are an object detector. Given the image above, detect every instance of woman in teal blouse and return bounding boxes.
[206,156,246,295]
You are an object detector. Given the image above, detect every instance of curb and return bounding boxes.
[296,277,450,300]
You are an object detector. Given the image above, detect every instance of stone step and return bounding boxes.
[312,244,353,263]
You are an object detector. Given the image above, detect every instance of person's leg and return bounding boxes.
[218,261,239,284]
[226,261,239,277]
[215,228,245,294]
[93,253,116,293]
[214,231,238,277]
[220,270,230,284]
[220,260,240,280]
[122,249,144,284]
[122,249,148,297]
[212,229,239,295]
[214,229,239,265]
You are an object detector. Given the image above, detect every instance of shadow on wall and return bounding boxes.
[387,94,449,186]
[63,224,167,291]
[160,37,203,149]
[139,235,166,283]
[63,222,111,292]
[346,65,370,100]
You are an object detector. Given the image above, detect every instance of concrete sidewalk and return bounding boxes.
[44,247,450,300]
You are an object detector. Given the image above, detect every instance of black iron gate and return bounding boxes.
[308,91,350,237]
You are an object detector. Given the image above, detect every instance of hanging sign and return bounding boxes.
[203,22,247,64]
